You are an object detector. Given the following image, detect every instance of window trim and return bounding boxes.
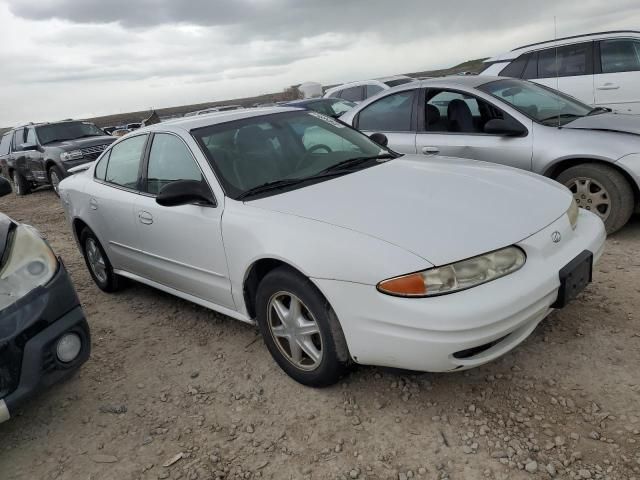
[93,133,149,194]
[417,87,529,137]
[354,88,419,133]
[139,131,217,207]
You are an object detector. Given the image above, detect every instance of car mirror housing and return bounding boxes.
[369,132,389,147]
[0,177,12,197]
[155,180,216,207]
[18,143,38,152]
[484,119,527,137]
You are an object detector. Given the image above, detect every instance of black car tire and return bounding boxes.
[556,164,634,234]
[255,266,350,387]
[11,171,30,196]
[80,227,123,292]
[48,165,64,196]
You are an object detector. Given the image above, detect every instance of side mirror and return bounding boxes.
[156,180,215,207]
[0,177,12,197]
[18,143,38,152]
[369,132,389,147]
[484,119,527,137]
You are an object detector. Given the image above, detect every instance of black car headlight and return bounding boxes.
[0,225,58,311]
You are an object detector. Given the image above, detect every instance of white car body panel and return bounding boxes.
[58,107,607,374]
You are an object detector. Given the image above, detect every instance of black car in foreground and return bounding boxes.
[0,178,90,423]
[0,120,115,196]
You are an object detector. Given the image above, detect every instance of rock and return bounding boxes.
[578,469,592,479]
[349,469,359,479]
[491,450,507,458]
[525,461,538,473]
[91,454,118,463]
[99,404,127,414]
[546,463,557,476]
[589,431,600,440]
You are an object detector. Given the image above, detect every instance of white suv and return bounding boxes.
[323,76,414,103]
[481,30,640,114]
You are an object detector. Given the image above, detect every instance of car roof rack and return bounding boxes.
[512,30,640,51]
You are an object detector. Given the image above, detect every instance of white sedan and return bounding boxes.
[58,107,606,386]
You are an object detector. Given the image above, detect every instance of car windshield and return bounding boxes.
[36,122,104,145]
[478,79,593,126]
[192,111,391,199]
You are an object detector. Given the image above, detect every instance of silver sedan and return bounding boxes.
[340,76,640,233]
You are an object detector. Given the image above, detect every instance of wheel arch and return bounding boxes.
[543,157,639,205]
[71,217,91,246]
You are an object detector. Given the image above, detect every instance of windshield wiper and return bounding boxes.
[587,107,610,116]
[540,113,583,123]
[236,178,309,200]
[319,153,395,174]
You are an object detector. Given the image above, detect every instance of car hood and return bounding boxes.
[564,113,640,135]
[44,136,115,150]
[250,156,572,266]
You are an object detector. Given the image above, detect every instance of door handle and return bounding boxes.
[89,198,98,210]
[422,146,440,155]
[597,83,620,90]
[138,211,153,225]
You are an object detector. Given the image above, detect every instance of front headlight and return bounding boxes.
[377,246,526,297]
[0,225,58,311]
[60,150,83,161]
[567,198,579,230]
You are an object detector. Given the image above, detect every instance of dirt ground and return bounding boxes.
[0,188,639,480]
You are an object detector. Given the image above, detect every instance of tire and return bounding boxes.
[48,165,64,196]
[255,266,350,387]
[11,171,30,196]
[80,227,123,292]
[556,164,635,234]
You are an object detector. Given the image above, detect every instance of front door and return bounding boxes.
[355,89,418,154]
[134,132,234,309]
[416,89,534,171]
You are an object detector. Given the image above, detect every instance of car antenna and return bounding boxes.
[554,16,561,129]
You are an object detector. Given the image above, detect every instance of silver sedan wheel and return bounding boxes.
[85,238,108,284]
[50,170,60,193]
[267,291,323,371]
[565,177,611,222]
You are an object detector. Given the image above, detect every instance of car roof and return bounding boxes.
[143,106,304,133]
[486,30,640,62]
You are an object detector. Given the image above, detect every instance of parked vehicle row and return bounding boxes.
[340,75,640,233]
[0,177,90,424]
[481,30,640,114]
[58,107,605,386]
[0,120,115,196]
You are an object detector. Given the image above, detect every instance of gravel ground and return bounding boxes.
[0,188,639,480]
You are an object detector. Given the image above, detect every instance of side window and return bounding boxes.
[600,39,640,74]
[340,86,364,102]
[538,42,593,78]
[522,52,538,79]
[94,151,109,180]
[425,90,503,134]
[105,135,147,189]
[0,134,11,156]
[26,128,37,145]
[365,84,384,98]
[145,134,204,195]
[12,128,25,149]
[357,90,416,132]
[499,54,529,78]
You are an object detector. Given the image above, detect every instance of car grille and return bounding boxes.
[80,144,110,161]
[0,343,22,398]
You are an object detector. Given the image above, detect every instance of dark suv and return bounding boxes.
[0,121,115,196]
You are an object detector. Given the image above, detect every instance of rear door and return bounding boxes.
[415,88,533,171]
[533,42,595,105]
[594,38,640,113]
[134,132,234,309]
[354,89,418,154]
[88,134,148,274]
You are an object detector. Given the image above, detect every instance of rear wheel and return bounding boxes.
[48,165,64,196]
[80,228,123,292]
[255,267,350,387]
[11,171,30,196]
[556,164,634,234]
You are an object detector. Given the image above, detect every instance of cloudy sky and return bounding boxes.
[1,0,639,126]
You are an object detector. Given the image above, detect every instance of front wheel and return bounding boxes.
[255,267,350,387]
[48,165,64,196]
[11,171,30,196]
[556,164,635,234]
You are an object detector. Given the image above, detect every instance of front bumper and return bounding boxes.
[0,262,90,424]
[313,209,606,372]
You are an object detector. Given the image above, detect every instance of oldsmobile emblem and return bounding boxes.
[551,231,562,243]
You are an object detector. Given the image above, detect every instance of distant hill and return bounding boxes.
[0,57,487,132]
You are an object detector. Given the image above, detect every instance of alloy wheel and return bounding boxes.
[565,176,611,222]
[85,237,108,284]
[50,170,60,193]
[267,291,323,371]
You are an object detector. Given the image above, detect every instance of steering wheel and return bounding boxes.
[307,144,333,154]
